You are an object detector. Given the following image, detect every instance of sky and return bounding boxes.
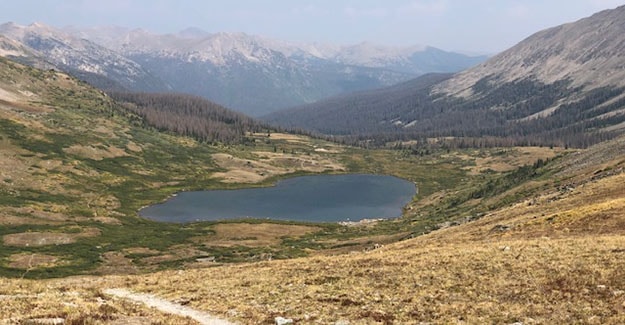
[1,0,623,53]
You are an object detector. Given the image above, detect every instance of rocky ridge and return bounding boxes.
[434,5,625,98]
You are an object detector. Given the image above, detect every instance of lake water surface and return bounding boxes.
[140,174,416,223]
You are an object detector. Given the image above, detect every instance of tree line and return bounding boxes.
[109,91,268,144]
[264,74,625,149]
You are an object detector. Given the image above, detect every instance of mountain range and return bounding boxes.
[0,23,486,116]
[265,5,625,148]
[3,5,625,324]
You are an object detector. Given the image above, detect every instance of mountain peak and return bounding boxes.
[0,21,18,29]
[178,27,210,39]
[29,22,48,28]
[332,42,431,69]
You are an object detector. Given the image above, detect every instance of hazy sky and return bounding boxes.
[1,0,623,53]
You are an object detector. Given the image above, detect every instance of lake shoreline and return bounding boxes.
[140,174,416,224]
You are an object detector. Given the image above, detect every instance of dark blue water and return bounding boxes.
[140,174,416,223]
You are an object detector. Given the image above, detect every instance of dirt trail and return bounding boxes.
[104,288,235,325]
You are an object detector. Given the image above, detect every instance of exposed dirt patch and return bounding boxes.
[196,223,321,247]
[254,151,343,170]
[139,254,178,264]
[123,247,161,255]
[63,144,129,161]
[212,168,266,183]
[0,88,21,102]
[149,181,181,189]
[3,232,75,247]
[314,147,342,153]
[35,159,64,171]
[92,120,119,139]
[210,153,280,183]
[104,288,234,325]
[7,253,64,269]
[3,227,101,247]
[0,215,45,225]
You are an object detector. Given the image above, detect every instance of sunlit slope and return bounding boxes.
[117,136,625,324]
[0,56,349,276]
[0,137,593,322]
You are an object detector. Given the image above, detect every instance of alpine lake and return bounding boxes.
[140,174,417,223]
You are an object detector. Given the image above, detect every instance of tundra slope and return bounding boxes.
[2,134,624,324]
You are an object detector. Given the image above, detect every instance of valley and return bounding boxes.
[1,4,625,324]
[0,56,560,280]
[265,6,625,148]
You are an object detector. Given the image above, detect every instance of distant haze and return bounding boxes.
[1,0,622,53]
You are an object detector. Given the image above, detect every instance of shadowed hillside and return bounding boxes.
[109,92,268,144]
[265,5,625,148]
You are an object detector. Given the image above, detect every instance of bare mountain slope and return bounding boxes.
[436,5,625,97]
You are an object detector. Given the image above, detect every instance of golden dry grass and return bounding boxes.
[258,133,309,143]
[0,277,198,324]
[123,235,624,324]
[459,146,564,175]
[7,253,65,269]
[3,228,101,247]
[313,232,411,256]
[1,168,624,324]
[62,144,129,161]
[198,223,321,247]
[116,167,624,324]
[210,152,344,183]
[3,234,624,324]
[0,207,72,226]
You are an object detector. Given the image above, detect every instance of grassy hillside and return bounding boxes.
[0,56,566,281]
[1,135,623,323]
[0,57,351,277]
